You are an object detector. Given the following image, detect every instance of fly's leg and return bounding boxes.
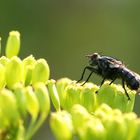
[77,66,88,83]
[96,77,116,94]
[96,77,106,94]
[122,79,131,100]
[77,66,98,84]
[109,78,117,85]
[100,77,106,86]
[81,71,94,85]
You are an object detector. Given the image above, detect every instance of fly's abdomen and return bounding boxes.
[127,76,139,90]
[120,68,140,90]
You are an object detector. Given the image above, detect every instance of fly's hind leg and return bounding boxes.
[122,79,131,100]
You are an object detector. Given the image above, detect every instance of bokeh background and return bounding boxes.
[1,0,140,139]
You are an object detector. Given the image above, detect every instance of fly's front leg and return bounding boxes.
[81,71,94,85]
[77,66,98,85]
[77,66,89,83]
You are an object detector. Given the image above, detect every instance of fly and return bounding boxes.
[77,53,140,100]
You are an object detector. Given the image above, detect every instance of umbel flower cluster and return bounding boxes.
[0,31,140,140]
[0,31,50,140]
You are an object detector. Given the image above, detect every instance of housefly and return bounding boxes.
[77,53,140,100]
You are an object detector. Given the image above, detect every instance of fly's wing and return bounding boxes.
[133,71,140,80]
[133,71,140,95]
[102,56,124,68]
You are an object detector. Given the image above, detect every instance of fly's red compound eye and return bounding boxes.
[86,53,99,60]
[91,53,98,60]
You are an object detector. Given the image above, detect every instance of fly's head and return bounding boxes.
[86,53,100,66]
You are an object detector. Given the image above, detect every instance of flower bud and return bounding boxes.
[94,104,139,140]
[23,55,36,86]
[80,83,97,112]
[63,84,81,111]
[24,66,33,86]
[95,104,127,140]
[6,31,20,58]
[23,55,36,66]
[71,104,106,139]
[112,85,135,112]
[82,118,106,140]
[94,103,112,120]
[50,111,73,140]
[97,82,116,107]
[5,56,24,89]
[25,86,39,119]
[70,104,90,130]
[105,117,127,140]
[32,59,50,84]
[14,84,27,117]
[47,79,60,111]
[133,119,140,140]
[97,82,135,112]
[56,78,72,108]
[34,82,50,116]
[26,83,51,138]
[0,89,19,128]
[0,56,10,66]
[123,112,138,139]
[0,64,5,89]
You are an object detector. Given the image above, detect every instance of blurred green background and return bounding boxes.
[1,0,140,139]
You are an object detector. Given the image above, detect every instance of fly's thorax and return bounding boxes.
[89,59,98,66]
[98,59,110,73]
